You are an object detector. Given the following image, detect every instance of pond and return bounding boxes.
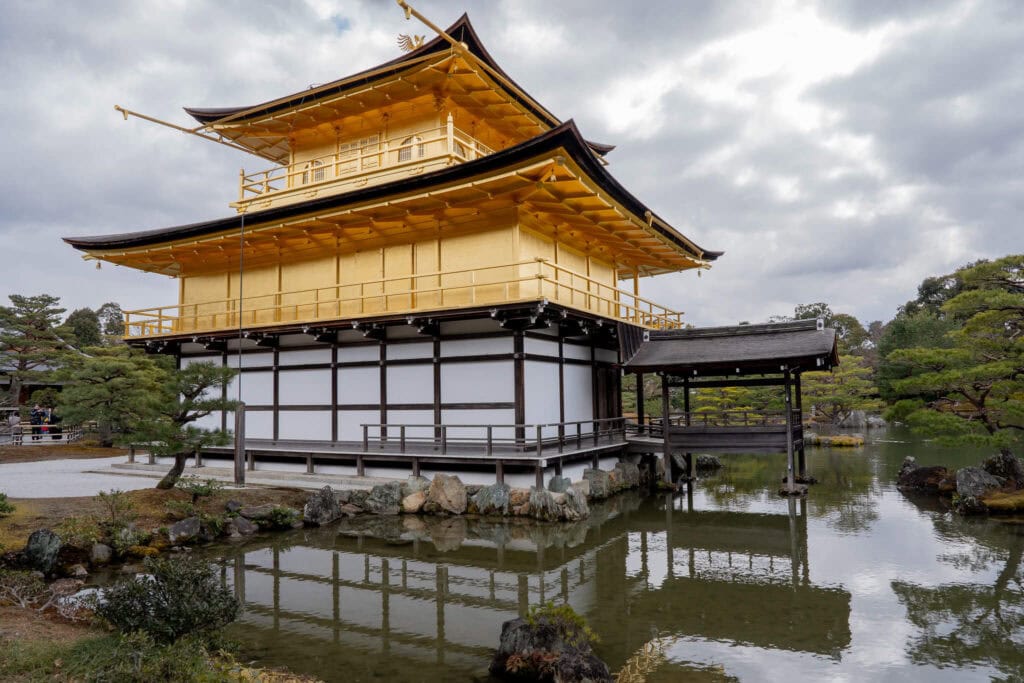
[202,427,1024,681]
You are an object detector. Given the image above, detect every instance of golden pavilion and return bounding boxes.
[65,12,726,487]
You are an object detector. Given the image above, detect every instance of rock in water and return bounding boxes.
[424,474,467,515]
[583,469,611,499]
[24,530,62,575]
[563,486,589,521]
[490,615,612,682]
[303,486,341,526]
[695,454,723,472]
[402,476,431,498]
[529,488,561,521]
[168,517,201,544]
[614,461,641,488]
[897,464,954,493]
[473,483,511,516]
[956,467,1004,498]
[365,482,404,516]
[547,475,570,493]
[402,491,427,514]
[238,504,277,521]
[233,516,259,535]
[983,452,1024,487]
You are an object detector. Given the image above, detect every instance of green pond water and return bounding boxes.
[204,427,1024,681]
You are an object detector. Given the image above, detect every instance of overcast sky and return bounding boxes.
[1,0,1020,327]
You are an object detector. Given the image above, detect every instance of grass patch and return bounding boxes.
[981,489,1024,513]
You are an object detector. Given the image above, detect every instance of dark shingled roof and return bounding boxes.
[624,320,839,374]
[182,14,614,157]
[63,120,722,262]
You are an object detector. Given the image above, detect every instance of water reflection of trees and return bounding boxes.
[892,524,1024,679]
[700,451,881,533]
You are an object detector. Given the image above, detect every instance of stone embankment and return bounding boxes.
[897,452,1024,515]
[304,462,641,527]
[4,462,643,579]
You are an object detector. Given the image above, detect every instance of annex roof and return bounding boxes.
[65,120,722,277]
[624,320,839,375]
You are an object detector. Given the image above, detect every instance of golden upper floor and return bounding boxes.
[65,14,722,337]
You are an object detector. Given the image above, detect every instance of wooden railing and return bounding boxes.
[360,417,628,456]
[9,424,84,446]
[236,114,495,206]
[122,258,685,338]
[629,410,802,436]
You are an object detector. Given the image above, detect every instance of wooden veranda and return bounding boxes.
[622,319,839,490]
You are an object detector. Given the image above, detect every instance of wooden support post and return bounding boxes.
[306,454,314,475]
[128,445,136,463]
[635,372,645,428]
[356,453,365,477]
[496,460,504,485]
[412,457,420,478]
[535,462,543,490]
[246,450,254,471]
[795,371,806,478]
[661,373,671,484]
[194,447,203,468]
[232,403,246,484]
[148,448,156,465]
[784,369,796,493]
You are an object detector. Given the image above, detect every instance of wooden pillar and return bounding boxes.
[683,376,693,480]
[635,372,644,427]
[795,371,806,478]
[661,374,671,484]
[514,331,525,445]
[234,403,246,485]
[784,369,796,493]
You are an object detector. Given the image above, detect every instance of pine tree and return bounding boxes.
[0,294,69,404]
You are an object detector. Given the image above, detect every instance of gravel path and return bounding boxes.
[0,456,153,498]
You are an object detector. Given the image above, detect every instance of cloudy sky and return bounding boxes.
[1,0,1020,327]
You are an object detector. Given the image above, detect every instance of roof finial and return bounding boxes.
[397,33,424,52]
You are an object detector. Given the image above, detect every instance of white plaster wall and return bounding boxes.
[239,352,274,368]
[441,361,513,403]
[278,348,331,365]
[387,365,434,404]
[337,410,381,441]
[279,411,332,440]
[441,408,515,440]
[278,368,332,406]
[337,345,381,363]
[524,360,561,437]
[192,412,221,431]
[563,343,591,361]
[387,342,433,360]
[337,367,380,404]
[240,410,274,439]
[441,336,512,357]
[563,364,593,423]
[236,371,274,406]
[524,337,558,357]
[385,411,436,443]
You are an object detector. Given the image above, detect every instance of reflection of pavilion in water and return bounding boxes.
[217,493,851,675]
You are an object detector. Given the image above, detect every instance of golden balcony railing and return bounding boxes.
[122,259,684,339]
[234,114,496,209]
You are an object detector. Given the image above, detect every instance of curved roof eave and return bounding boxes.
[64,120,720,262]
[184,14,561,131]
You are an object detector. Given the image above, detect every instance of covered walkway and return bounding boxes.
[622,319,839,489]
